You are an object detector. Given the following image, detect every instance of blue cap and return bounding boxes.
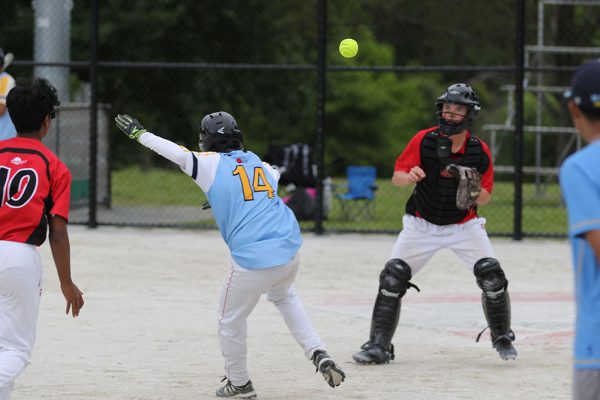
[564,59,600,115]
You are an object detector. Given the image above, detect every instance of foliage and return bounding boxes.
[2,0,595,176]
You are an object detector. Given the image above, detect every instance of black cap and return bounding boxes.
[564,59,600,115]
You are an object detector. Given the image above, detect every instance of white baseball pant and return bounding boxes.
[0,241,43,400]
[390,215,496,275]
[217,253,325,386]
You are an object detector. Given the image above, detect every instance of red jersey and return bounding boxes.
[394,127,494,224]
[0,137,71,245]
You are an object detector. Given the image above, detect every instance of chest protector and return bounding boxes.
[405,130,489,225]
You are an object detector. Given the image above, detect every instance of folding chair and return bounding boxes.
[336,166,377,220]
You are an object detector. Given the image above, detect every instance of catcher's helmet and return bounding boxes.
[198,111,243,152]
[435,83,481,135]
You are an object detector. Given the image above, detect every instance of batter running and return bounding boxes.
[115,111,345,399]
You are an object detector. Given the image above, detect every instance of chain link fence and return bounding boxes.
[3,0,600,237]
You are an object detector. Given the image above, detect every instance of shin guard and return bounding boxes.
[474,257,513,341]
[368,259,417,348]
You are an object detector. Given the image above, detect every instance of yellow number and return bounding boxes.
[232,165,254,200]
[232,166,274,201]
[253,167,275,198]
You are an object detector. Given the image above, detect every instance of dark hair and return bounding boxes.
[6,78,60,133]
[579,107,600,122]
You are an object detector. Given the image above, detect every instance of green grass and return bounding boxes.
[324,178,566,235]
[111,167,567,236]
[112,166,208,206]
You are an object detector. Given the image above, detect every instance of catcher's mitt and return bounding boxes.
[445,164,482,210]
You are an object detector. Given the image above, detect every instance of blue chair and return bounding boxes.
[336,166,377,220]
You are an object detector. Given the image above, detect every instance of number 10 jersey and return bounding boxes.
[0,137,71,245]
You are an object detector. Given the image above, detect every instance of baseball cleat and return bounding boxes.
[312,350,345,388]
[493,336,518,361]
[352,342,394,364]
[216,377,257,399]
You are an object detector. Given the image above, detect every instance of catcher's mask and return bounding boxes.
[198,111,244,153]
[435,83,481,136]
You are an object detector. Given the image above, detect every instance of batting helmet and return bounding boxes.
[198,111,243,153]
[435,83,481,135]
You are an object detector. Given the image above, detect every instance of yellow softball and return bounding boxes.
[339,38,358,58]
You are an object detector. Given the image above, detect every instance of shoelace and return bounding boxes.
[475,326,488,342]
[408,282,421,292]
[476,328,516,344]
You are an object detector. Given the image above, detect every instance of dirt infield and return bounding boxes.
[14,226,574,400]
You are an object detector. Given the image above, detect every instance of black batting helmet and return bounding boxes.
[198,111,243,153]
[435,83,481,135]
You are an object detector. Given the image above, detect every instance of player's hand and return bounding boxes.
[61,282,84,317]
[115,114,147,142]
[408,166,426,183]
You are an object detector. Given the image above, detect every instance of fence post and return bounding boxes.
[513,0,525,240]
[314,0,327,235]
[88,0,98,228]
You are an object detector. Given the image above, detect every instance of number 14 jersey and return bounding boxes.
[191,150,302,270]
[138,132,302,270]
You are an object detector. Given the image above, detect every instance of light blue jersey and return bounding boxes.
[137,133,302,270]
[0,112,17,140]
[201,150,301,269]
[559,140,600,370]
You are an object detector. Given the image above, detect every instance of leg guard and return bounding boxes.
[474,258,517,360]
[370,259,413,347]
[353,259,417,364]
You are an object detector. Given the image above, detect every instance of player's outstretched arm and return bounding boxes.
[48,215,84,317]
[115,113,189,168]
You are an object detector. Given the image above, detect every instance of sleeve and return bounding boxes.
[394,132,423,173]
[560,160,600,238]
[138,131,220,192]
[138,132,189,168]
[479,140,494,194]
[262,161,281,181]
[181,151,221,192]
[49,162,72,221]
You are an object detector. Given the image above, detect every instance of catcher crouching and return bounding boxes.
[353,83,517,364]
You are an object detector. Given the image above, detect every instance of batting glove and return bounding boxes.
[115,114,147,142]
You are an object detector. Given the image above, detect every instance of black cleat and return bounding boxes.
[493,335,518,361]
[311,350,345,388]
[352,342,394,364]
[215,377,257,399]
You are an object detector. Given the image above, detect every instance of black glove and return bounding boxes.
[115,114,147,142]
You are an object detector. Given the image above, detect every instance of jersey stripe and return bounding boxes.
[191,152,198,180]
[0,148,51,181]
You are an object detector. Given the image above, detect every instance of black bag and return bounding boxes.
[265,143,317,187]
[285,187,317,221]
